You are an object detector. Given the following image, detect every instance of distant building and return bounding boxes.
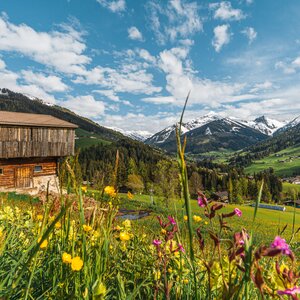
[210,191,229,202]
[0,111,77,194]
[284,200,300,208]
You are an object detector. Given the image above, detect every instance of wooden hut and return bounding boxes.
[0,111,77,194]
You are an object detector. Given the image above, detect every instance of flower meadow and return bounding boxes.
[0,112,299,299]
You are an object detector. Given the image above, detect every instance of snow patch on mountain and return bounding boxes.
[241,116,286,136]
[108,127,152,141]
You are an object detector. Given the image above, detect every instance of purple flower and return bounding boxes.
[277,287,300,296]
[152,239,162,246]
[167,216,176,225]
[197,197,206,208]
[178,243,185,253]
[234,208,242,217]
[271,236,291,255]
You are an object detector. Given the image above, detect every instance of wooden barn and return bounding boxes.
[0,111,77,194]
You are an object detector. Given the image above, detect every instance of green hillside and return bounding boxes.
[75,128,111,150]
[244,145,300,176]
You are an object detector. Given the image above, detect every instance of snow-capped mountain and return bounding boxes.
[275,115,300,135]
[241,116,287,136]
[108,127,152,142]
[145,112,222,145]
[145,114,269,153]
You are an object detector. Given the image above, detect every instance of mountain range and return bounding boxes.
[144,112,299,154]
[1,88,299,159]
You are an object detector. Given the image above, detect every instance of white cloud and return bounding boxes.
[62,95,105,118]
[97,0,126,12]
[147,0,202,45]
[275,61,296,74]
[142,96,177,104]
[0,58,6,69]
[21,70,68,92]
[242,27,257,44]
[212,24,231,52]
[93,89,120,102]
[210,1,245,21]
[138,49,156,63]
[250,81,273,93]
[128,27,143,41]
[0,16,90,75]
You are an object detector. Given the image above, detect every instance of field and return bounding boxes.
[282,182,300,193]
[0,182,300,299]
[75,128,111,149]
[244,145,300,176]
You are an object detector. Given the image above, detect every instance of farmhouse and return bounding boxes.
[0,111,77,194]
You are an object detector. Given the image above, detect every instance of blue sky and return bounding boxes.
[0,0,300,134]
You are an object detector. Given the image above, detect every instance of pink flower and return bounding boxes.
[167,216,176,225]
[178,243,185,253]
[271,236,291,255]
[277,287,300,295]
[152,239,162,246]
[197,197,206,207]
[234,208,242,217]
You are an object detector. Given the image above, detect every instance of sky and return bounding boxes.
[0,0,300,134]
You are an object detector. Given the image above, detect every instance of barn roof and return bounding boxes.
[0,111,78,128]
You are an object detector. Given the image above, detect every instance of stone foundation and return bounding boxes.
[33,175,60,194]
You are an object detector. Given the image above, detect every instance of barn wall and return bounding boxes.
[0,158,57,188]
[0,126,75,158]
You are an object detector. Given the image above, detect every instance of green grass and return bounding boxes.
[245,145,300,176]
[75,128,111,149]
[118,193,300,244]
[0,192,39,203]
[282,182,300,194]
[188,149,234,163]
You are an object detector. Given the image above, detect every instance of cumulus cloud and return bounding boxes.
[212,24,231,52]
[0,15,90,75]
[96,0,126,12]
[138,49,156,63]
[62,95,105,118]
[21,70,68,92]
[93,89,120,102]
[210,1,245,21]
[128,27,143,41]
[242,27,257,44]
[147,0,202,45]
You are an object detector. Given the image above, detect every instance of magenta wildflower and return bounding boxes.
[167,216,176,225]
[234,208,242,217]
[152,239,162,246]
[197,197,206,207]
[277,287,300,296]
[178,243,185,253]
[271,236,291,255]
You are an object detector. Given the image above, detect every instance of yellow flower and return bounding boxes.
[119,231,130,241]
[204,221,208,225]
[71,256,83,271]
[38,238,48,249]
[122,219,131,230]
[55,222,61,229]
[127,191,134,200]
[104,186,117,198]
[83,224,93,232]
[62,252,72,264]
[161,229,167,235]
[115,225,121,231]
[193,215,202,223]
[153,270,161,281]
[183,215,188,221]
[168,268,173,274]
[183,279,189,284]
[36,214,43,221]
[81,186,87,193]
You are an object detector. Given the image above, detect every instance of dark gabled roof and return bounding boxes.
[0,111,78,128]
